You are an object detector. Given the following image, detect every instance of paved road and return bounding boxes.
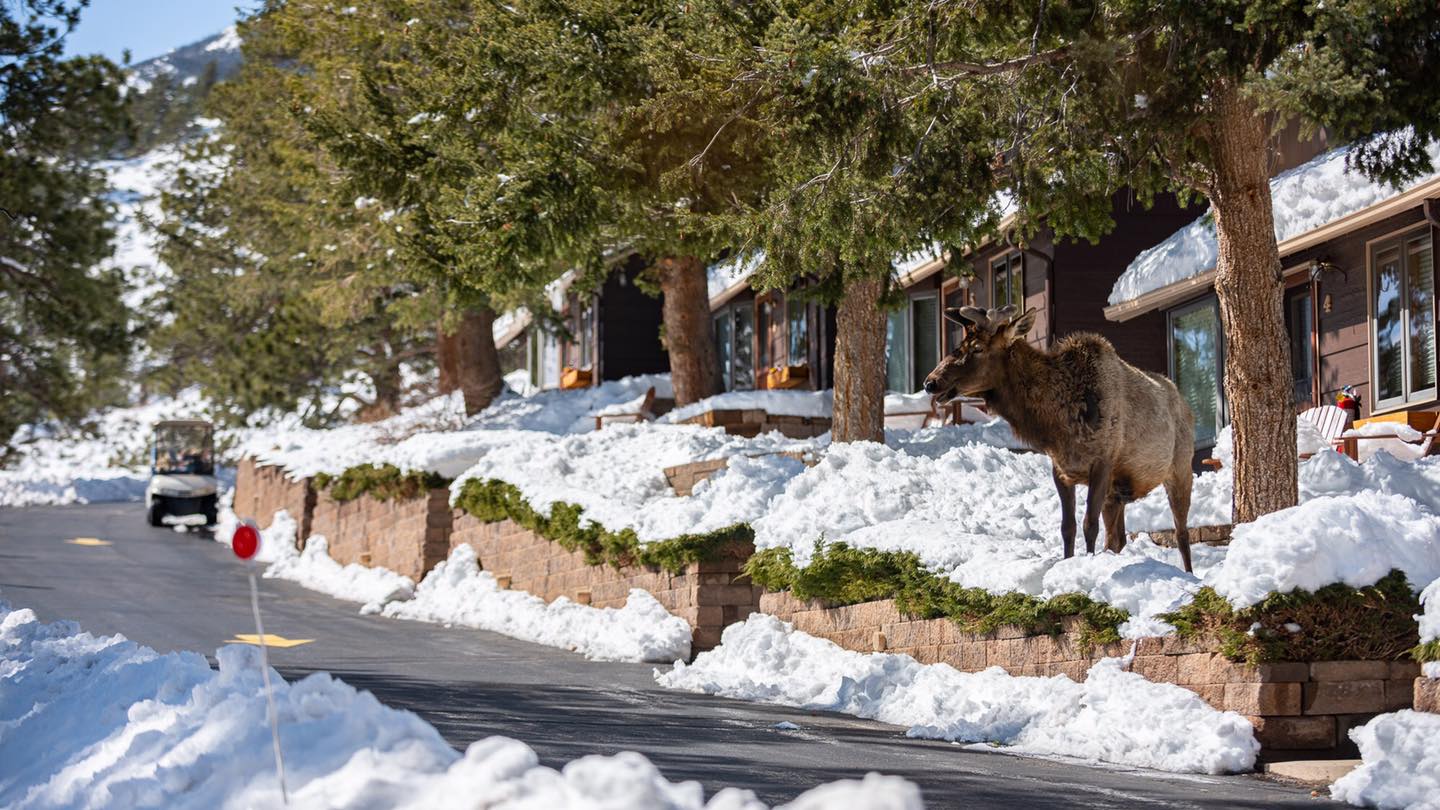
[1,503,1329,808]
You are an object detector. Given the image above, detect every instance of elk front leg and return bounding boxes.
[1083,461,1112,555]
[1052,465,1077,559]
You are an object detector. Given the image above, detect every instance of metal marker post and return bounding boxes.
[233,522,289,805]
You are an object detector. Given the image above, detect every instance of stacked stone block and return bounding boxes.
[1416,675,1440,713]
[310,488,452,581]
[760,592,1418,755]
[449,514,762,650]
[233,457,314,541]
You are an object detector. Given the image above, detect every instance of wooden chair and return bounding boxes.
[593,387,657,430]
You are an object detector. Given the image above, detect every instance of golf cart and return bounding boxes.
[146,420,219,527]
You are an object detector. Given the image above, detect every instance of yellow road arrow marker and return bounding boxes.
[66,537,112,546]
[226,634,313,649]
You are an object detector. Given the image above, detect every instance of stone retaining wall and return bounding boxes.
[449,514,762,650]
[311,488,453,581]
[760,592,1418,755]
[233,457,313,542]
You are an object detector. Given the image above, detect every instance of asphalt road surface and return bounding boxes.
[1,503,1331,808]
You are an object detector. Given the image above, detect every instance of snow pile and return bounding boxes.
[1210,416,1332,469]
[266,535,416,611]
[1202,490,1440,609]
[658,614,1259,774]
[381,545,692,663]
[1418,578,1440,679]
[0,386,268,508]
[452,422,814,543]
[0,601,921,809]
[246,374,673,479]
[662,390,835,424]
[1330,711,1440,810]
[1110,137,1440,306]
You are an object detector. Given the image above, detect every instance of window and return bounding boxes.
[885,309,909,392]
[1287,288,1315,407]
[787,297,810,366]
[1371,231,1436,410]
[991,253,1024,312]
[911,294,939,388]
[733,305,755,390]
[713,312,734,391]
[943,283,969,352]
[757,295,783,370]
[1169,297,1226,447]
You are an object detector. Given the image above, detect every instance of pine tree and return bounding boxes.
[150,10,430,424]
[0,0,129,457]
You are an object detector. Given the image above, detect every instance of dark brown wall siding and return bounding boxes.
[1284,208,1431,417]
[1053,192,1207,375]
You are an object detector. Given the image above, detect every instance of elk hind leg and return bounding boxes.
[1165,476,1194,573]
[1102,498,1127,554]
[1083,461,1112,555]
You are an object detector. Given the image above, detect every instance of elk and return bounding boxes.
[923,305,1195,572]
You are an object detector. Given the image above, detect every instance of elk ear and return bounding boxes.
[943,307,969,325]
[1005,307,1038,342]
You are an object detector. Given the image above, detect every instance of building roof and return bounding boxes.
[1105,139,1440,322]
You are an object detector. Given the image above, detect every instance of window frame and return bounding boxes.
[1367,224,1437,414]
[990,251,1025,312]
[1166,294,1228,449]
[909,291,940,391]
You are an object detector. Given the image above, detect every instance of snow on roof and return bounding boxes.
[1109,138,1440,308]
[707,252,764,302]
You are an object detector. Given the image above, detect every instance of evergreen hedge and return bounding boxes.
[745,544,1128,648]
[313,463,450,503]
[1160,570,1421,664]
[451,477,753,573]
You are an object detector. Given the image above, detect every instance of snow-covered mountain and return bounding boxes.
[126,25,243,94]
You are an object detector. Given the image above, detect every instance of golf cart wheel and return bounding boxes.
[147,500,166,527]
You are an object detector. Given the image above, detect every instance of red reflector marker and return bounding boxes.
[233,524,260,560]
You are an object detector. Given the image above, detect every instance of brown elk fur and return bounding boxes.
[923,305,1196,571]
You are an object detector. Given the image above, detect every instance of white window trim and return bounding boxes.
[1367,224,1437,414]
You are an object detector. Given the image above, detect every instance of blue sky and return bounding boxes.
[64,0,251,65]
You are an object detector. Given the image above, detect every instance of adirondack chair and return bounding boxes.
[593,387,657,430]
[1336,417,1440,461]
[883,395,990,430]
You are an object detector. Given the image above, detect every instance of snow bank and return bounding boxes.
[245,375,674,479]
[0,601,921,810]
[658,614,1259,774]
[661,390,834,424]
[265,535,416,611]
[1203,491,1440,608]
[451,422,813,543]
[1330,711,1440,810]
[381,545,692,663]
[1110,138,1440,306]
[0,387,246,508]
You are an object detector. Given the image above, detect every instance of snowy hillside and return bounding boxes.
[125,26,242,94]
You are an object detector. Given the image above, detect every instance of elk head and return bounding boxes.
[922,305,1037,403]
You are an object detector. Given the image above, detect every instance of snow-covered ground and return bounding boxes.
[1331,711,1440,809]
[0,600,922,809]
[1110,136,1440,306]
[658,614,1260,775]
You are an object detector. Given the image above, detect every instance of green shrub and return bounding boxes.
[746,544,1126,646]
[451,478,752,573]
[1160,570,1421,664]
[1414,639,1440,665]
[313,463,450,503]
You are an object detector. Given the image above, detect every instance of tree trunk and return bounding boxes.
[1204,86,1298,523]
[437,322,460,395]
[832,275,887,443]
[656,255,720,406]
[455,305,504,416]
